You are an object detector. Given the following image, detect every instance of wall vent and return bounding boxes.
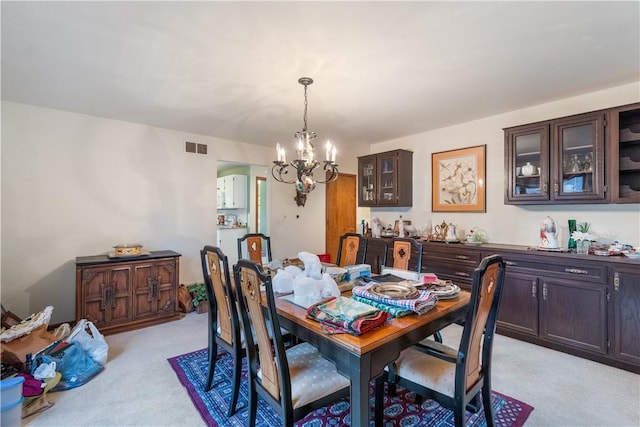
[197,143,207,155]
[185,141,196,153]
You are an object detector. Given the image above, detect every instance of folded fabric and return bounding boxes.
[351,295,413,318]
[306,297,389,336]
[352,284,437,315]
[311,295,380,322]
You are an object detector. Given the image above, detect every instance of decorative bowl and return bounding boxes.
[113,243,143,256]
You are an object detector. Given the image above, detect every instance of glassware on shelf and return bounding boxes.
[567,154,581,173]
[583,153,592,172]
[521,162,535,176]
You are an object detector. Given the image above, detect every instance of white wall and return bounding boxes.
[4,83,637,323]
[363,82,640,248]
[0,102,340,323]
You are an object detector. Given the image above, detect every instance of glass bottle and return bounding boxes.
[568,219,577,251]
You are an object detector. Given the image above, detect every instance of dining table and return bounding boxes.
[271,287,471,426]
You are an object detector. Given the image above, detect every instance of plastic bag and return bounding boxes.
[68,319,108,365]
[36,342,103,391]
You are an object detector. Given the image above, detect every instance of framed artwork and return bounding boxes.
[432,144,486,212]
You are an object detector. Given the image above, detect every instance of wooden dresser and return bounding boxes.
[75,250,181,335]
[365,238,640,373]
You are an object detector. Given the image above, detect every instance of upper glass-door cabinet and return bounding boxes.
[505,111,606,204]
[505,123,550,203]
[358,155,378,206]
[551,112,606,202]
[358,149,413,207]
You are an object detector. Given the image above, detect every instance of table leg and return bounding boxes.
[350,366,371,427]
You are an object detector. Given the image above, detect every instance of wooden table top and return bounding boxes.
[273,290,471,355]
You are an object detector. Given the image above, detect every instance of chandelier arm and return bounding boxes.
[313,163,340,184]
[271,163,298,184]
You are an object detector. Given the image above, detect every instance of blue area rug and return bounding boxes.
[168,348,534,426]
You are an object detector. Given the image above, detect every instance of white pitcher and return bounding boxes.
[446,223,459,242]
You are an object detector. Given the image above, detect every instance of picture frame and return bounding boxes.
[432,144,486,212]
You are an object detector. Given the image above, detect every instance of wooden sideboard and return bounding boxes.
[75,250,182,335]
[364,238,640,373]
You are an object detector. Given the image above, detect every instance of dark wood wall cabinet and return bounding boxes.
[504,102,640,205]
[364,238,639,373]
[76,250,181,335]
[609,104,640,203]
[358,149,413,207]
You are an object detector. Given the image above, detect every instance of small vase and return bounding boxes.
[568,219,577,250]
[577,240,590,255]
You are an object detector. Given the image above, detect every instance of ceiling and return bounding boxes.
[2,1,639,149]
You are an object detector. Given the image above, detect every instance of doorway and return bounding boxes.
[217,161,270,236]
[325,173,357,263]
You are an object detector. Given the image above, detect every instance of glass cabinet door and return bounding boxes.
[357,150,413,207]
[552,113,606,202]
[506,123,549,203]
[377,153,398,205]
[358,155,377,206]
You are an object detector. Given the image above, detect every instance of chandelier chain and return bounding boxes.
[302,83,308,133]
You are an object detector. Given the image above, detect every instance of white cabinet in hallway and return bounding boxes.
[217,175,247,209]
[217,227,246,266]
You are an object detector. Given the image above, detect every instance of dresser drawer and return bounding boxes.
[426,261,474,291]
[423,243,482,268]
[497,253,607,283]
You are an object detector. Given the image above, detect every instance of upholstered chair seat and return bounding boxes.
[258,342,350,409]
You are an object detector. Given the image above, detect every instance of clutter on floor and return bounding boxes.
[1,305,109,422]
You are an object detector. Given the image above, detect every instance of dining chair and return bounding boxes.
[335,232,367,267]
[383,237,423,273]
[383,237,444,342]
[374,254,506,427]
[233,259,350,427]
[200,245,243,416]
[237,233,272,265]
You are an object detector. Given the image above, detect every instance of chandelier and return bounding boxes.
[272,77,339,194]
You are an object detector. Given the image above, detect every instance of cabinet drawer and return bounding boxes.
[427,262,474,291]
[497,254,606,283]
[424,244,482,268]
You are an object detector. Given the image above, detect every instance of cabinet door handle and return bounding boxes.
[614,272,620,291]
[103,285,114,309]
[564,268,588,275]
[152,279,159,298]
[542,182,548,196]
[455,255,470,260]
[505,260,518,266]
[532,281,537,298]
[104,288,111,308]
[454,272,470,278]
[542,282,547,301]
[554,182,559,194]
